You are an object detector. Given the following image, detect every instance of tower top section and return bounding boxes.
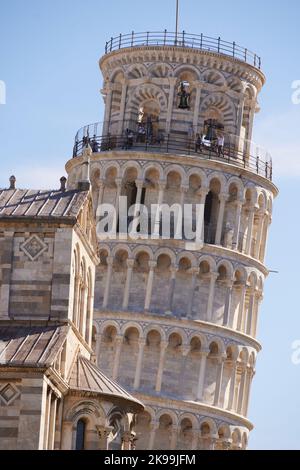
[103,30,262,71]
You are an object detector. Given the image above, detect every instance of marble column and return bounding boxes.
[237,365,247,415]
[246,288,255,336]
[97,425,113,450]
[102,85,113,135]
[195,187,209,243]
[96,179,105,219]
[153,182,166,239]
[117,81,128,135]
[155,340,168,392]
[144,261,157,311]
[246,207,255,255]
[134,338,146,390]
[187,268,199,319]
[48,396,58,450]
[223,280,234,327]
[122,258,135,309]
[206,272,218,321]
[254,211,265,259]
[43,388,52,450]
[166,78,177,134]
[166,265,177,315]
[213,355,225,407]
[193,84,203,130]
[196,350,209,401]
[95,333,103,366]
[227,361,237,411]
[148,422,159,450]
[232,200,244,250]
[237,283,247,332]
[102,256,114,308]
[170,425,178,449]
[112,177,123,234]
[112,335,123,381]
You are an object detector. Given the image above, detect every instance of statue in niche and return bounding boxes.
[178,81,190,109]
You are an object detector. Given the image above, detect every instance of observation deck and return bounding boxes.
[72,121,273,181]
[104,30,262,70]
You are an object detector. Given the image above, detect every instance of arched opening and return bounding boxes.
[75,419,86,450]
[161,333,183,397]
[154,414,173,450]
[137,100,160,144]
[204,179,221,244]
[140,330,161,391]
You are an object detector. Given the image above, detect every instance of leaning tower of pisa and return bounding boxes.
[66,31,278,450]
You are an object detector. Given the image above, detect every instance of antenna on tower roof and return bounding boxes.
[175,0,179,45]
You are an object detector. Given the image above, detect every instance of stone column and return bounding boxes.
[103,256,114,309]
[144,261,157,311]
[196,350,209,401]
[227,361,237,411]
[117,81,128,135]
[148,422,159,450]
[213,355,225,407]
[97,425,113,450]
[246,207,255,255]
[206,272,218,321]
[121,431,136,451]
[48,396,58,450]
[232,201,244,250]
[170,425,178,450]
[80,283,88,339]
[195,187,209,243]
[134,338,146,390]
[122,258,135,309]
[244,368,254,416]
[223,280,234,327]
[166,265,177,315]
[191,431,200,450]
[254,211,265,259]
[237,283,247,332]
[193,84,203,130]
[155,340,168,392]
[96,179,105,219]
[166,77,177,134]
[73,274,80,326]
[187,268,199,319]
[112,177,123,234]
[261,213,271,262]
[43,388,52,449]
[112,335,123,381]
[102,85,113,135]
[252,291,262,338]
[246,288,255,336]
[95,333,103,366]
[215,193,228,246]
[179,185,188,238]
[153,182,166,238]
[236,95,245,137]
[237,365,247,415]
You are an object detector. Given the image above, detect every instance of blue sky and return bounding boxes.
[1,0,300,449]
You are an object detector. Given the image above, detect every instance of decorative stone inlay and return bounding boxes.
[0,383,20,405]
[20,235,48,261]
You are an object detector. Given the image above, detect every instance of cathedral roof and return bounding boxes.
[0,188,88,220]
[68,355,144,412]
[0,324,68,367]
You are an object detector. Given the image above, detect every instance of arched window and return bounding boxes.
[75,419,86,450]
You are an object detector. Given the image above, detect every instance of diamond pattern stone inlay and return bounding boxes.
[20,235,47,261]
[0,383,20,405]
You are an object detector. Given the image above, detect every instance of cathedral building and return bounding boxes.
[0,30,278,450]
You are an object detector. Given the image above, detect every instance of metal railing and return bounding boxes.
[104,31,261,69]
[72,126,273,181]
